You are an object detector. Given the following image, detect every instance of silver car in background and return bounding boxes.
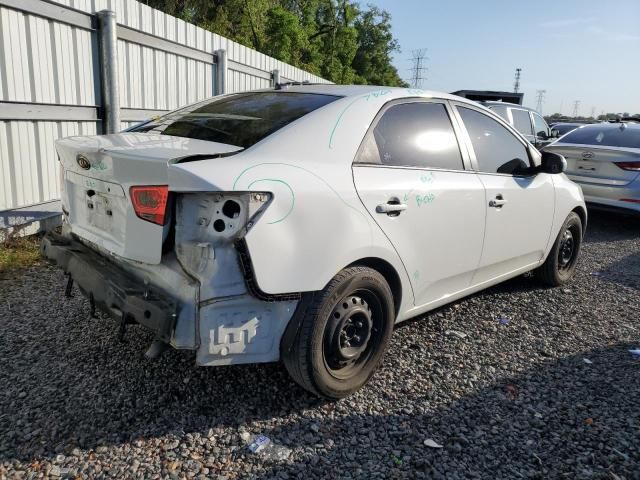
[544,122,640,213]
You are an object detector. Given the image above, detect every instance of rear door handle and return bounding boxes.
[489,195,507,208]
[376,201,408,215]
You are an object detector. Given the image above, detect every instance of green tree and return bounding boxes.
[145,0,406,86]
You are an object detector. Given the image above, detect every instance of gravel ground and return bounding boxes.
[1,209,639,479]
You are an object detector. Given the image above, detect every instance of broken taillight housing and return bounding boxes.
[130,185,169,225]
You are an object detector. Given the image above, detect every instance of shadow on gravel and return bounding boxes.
[1,329,637,478]
[583,208,640,244]
[252,343,640,479]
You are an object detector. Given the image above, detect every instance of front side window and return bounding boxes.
[533,114,549,138]
[356,102,463,170]
[457,107,530,174]
[511,109,533,135]
[130,92,341,149]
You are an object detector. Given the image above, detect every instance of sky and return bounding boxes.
[358,0,640,116]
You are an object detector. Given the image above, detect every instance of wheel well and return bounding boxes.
[572,206,588,234]
[348,257,402,315]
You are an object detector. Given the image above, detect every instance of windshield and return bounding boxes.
[130,92,341,148]
[560,125,640,148]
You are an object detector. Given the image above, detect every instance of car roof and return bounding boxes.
[269,84,468,103]
[567,121,640,130]
[482,101,540,113]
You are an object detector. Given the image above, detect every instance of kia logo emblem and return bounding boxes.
[76,154,91,170]
[582,151,594,159]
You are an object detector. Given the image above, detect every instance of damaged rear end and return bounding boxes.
[43,132,299,363]
[43,90,342,365]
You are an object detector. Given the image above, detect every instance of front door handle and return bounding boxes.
[376,200,408,215]
[489,195,507,208]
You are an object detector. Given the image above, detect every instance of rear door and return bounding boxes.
[353,99,486,307]
[452,104,555,285]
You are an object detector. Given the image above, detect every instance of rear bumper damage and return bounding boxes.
[41,230,300,365]
[41,233,179,343]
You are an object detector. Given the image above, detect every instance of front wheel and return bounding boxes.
[535,212,583,286]
[281,266,395,399]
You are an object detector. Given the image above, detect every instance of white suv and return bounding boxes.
[43,86,586,398]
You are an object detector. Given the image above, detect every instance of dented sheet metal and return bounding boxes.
[197,295,298,366]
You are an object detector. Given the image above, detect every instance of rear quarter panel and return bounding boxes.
[169,89,427,316]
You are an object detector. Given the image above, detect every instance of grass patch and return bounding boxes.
[0,235,43,275]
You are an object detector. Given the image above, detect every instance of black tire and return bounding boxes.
[281,266,395,399]
[535,212,583,286]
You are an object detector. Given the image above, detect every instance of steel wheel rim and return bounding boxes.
[323,289,384,380]
[558,227,577,271]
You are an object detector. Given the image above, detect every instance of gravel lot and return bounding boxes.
[1,209,638,479]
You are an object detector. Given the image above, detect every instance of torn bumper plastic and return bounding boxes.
[41,232,179,343]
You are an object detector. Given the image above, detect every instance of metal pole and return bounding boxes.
[215,49,227,95]
[97,10,120,133]
[271,69,280,88]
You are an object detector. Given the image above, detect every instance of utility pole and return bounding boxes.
[409,49,429,89]
[572,100,580,118]
[535,90,546,113]
[513,68,522,93]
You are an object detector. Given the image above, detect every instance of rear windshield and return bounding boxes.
[560,125,640,148]
[130,92,341,148]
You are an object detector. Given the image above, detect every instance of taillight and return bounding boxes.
[615,161,640,171]
[620,198,640,204]
[130,185,169,225]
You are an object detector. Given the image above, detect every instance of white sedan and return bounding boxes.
[42,85,586,398]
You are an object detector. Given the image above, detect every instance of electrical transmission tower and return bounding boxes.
[409,49,429,89]
[535,90,546,113]
[572,100,581,118]
[513,68,522,93]
[590,107,596,118]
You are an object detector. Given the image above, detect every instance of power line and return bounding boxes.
[535,90,546,113]
[513,68,522,93]
[409,49,429,89]
[572,100,581,117]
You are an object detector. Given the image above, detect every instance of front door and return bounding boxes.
[453,105,555,285]
[352,100,486,307]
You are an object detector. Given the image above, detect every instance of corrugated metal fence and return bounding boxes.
[0,0,329,212]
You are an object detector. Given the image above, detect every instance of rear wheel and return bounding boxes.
[281,266,395,399]
[535,212,583,286]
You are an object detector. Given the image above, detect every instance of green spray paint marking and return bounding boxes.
[328,90,393,149]
[91,159,108,171]
[420,172,434,183]
[233,163,372,239]
[246,178,294,224]
[406,88,426,96]
[416,193,436,207]
[413,270,420,280]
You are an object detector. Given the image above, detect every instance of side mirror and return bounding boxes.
[537,130,549,140]
[539,151,566,174]
[497,158,531,175]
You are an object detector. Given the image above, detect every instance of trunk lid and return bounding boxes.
[546,143,640,186]
[56,133,242,264]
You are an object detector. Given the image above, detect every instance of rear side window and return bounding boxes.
[130,92,340,148]
[511,109,533,135]
[560,125,640,148]
[458,107,530,174]
[489,105,509,121]
[356,102,463,170]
